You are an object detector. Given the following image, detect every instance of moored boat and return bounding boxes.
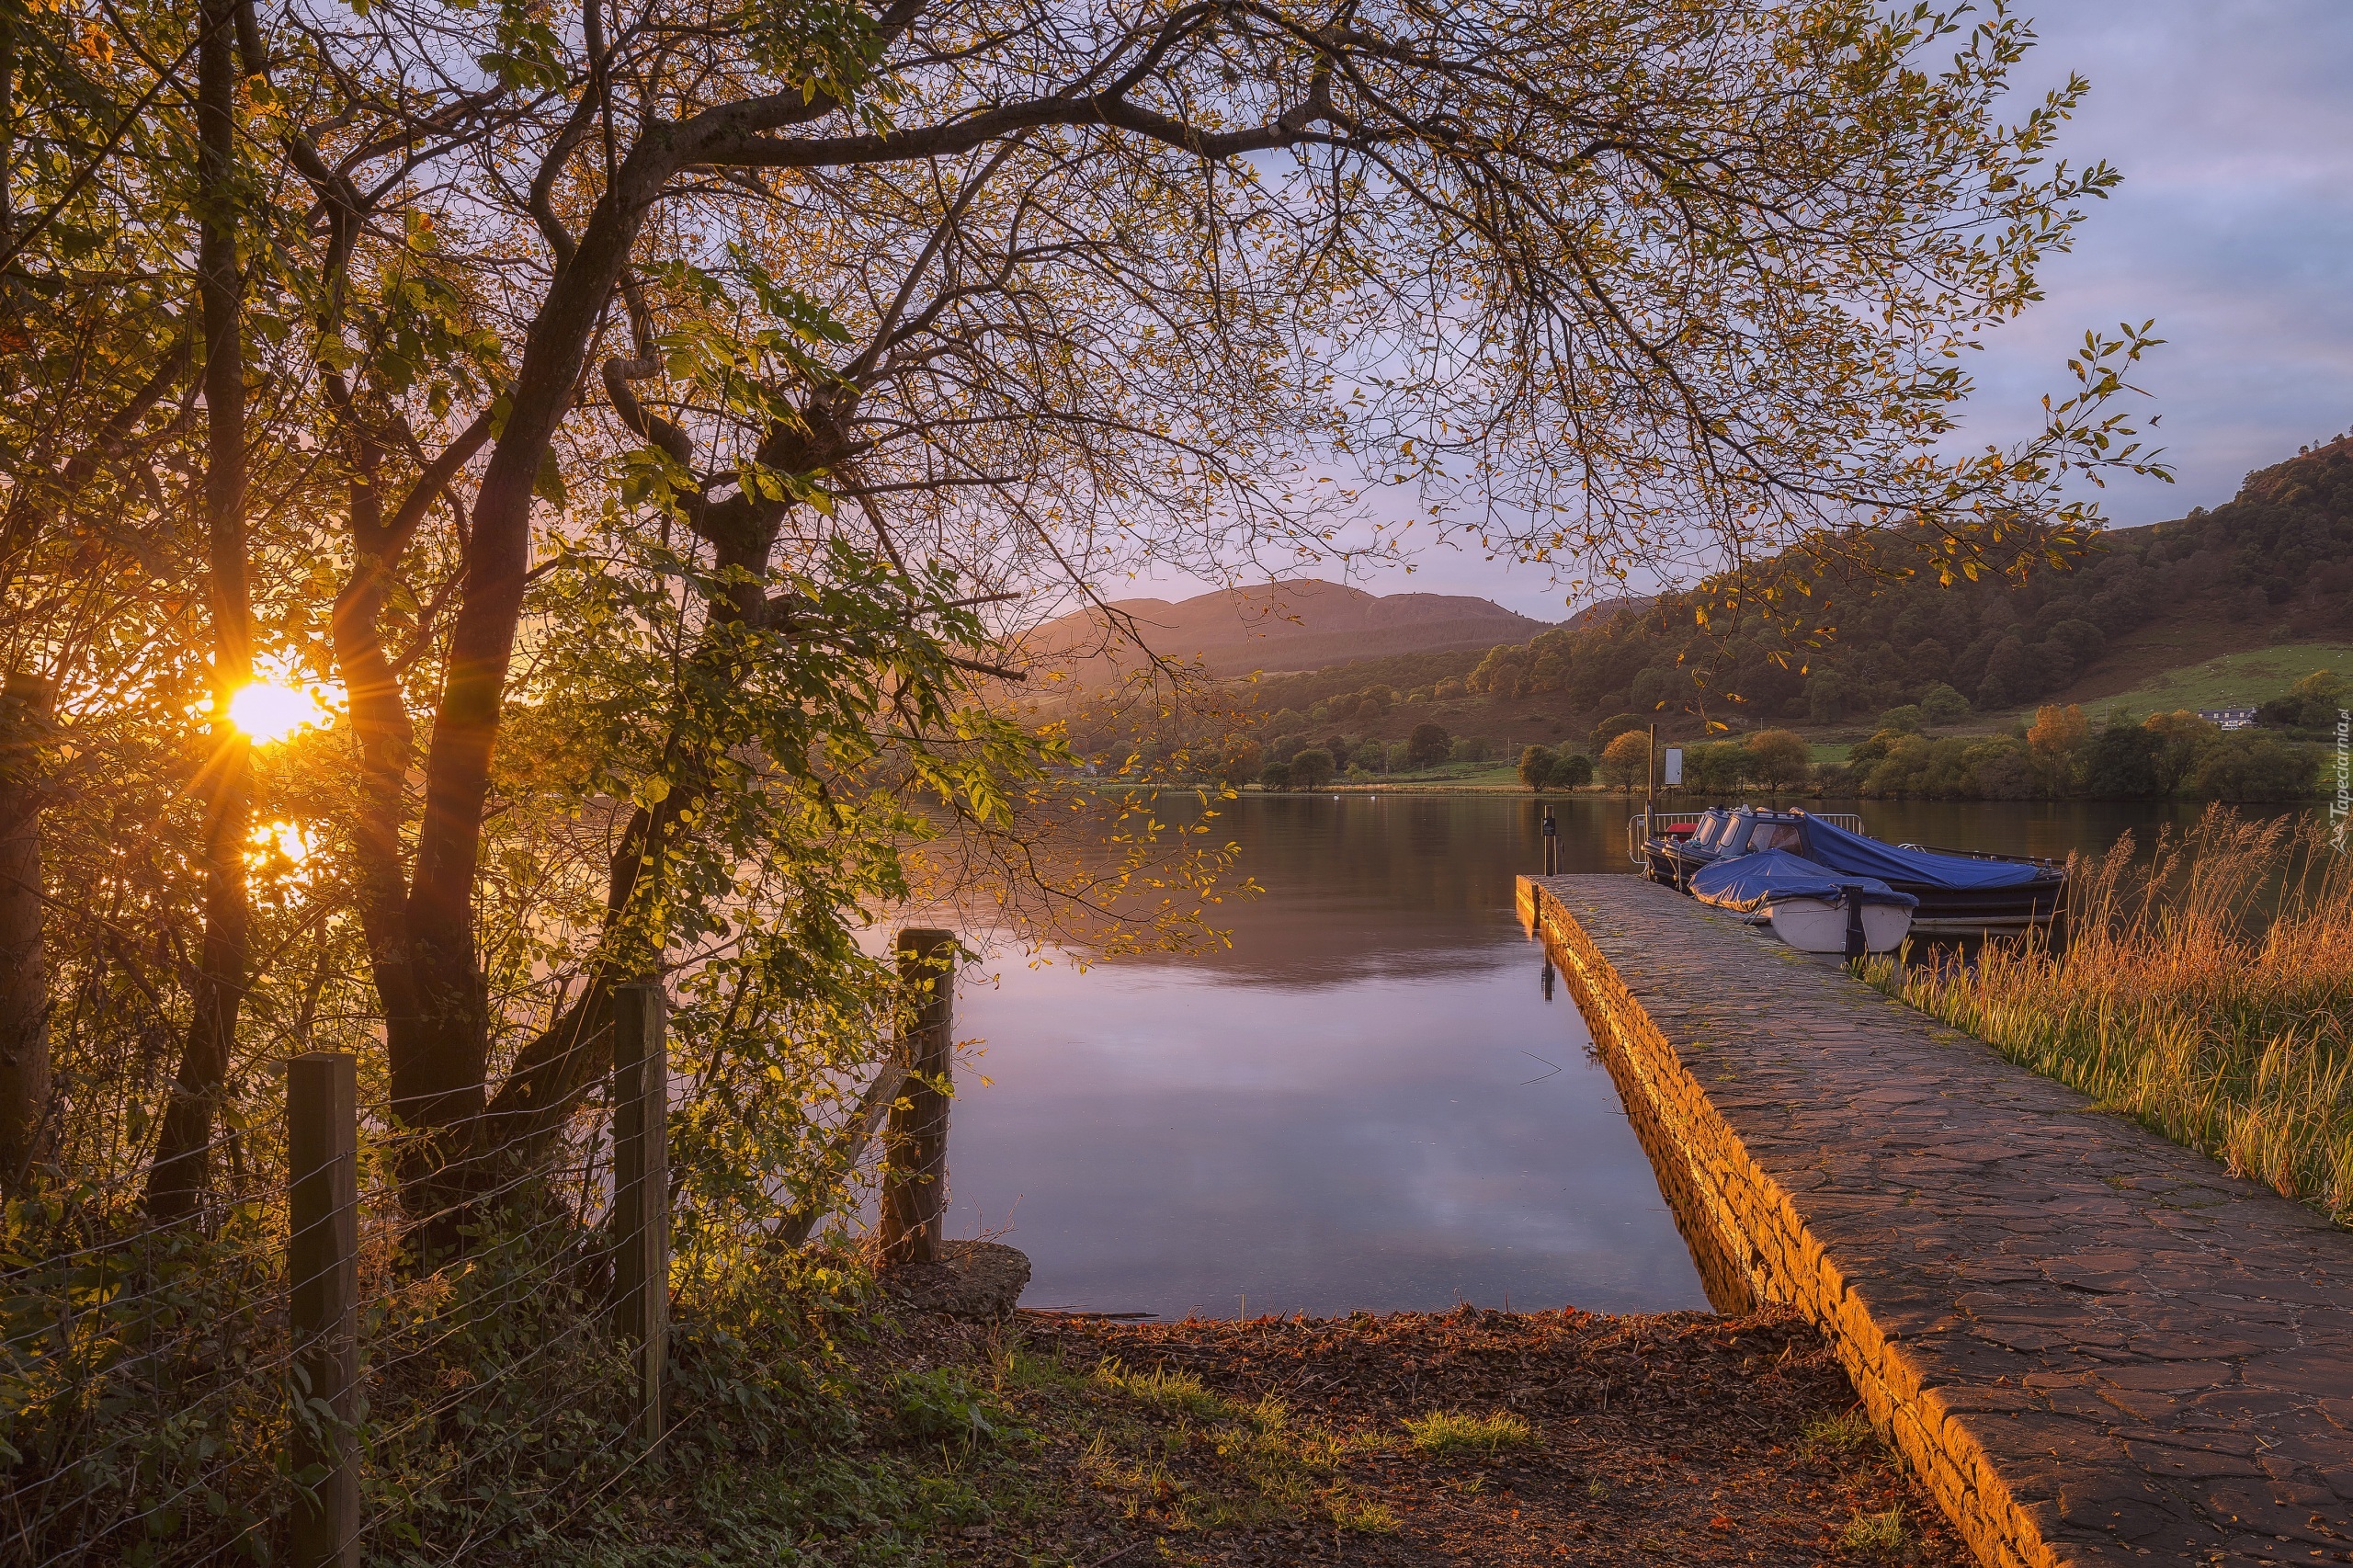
[1688,847,1917,955]
[1635,806,2065,937]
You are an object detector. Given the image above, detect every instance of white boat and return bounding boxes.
[1688,847,1918,957]
[1759,893,1912,955]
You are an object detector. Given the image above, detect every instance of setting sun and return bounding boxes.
[225,680,331,743]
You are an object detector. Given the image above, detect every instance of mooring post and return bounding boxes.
[880,928,956,1267]
[612,983,668,1446]
[1541,804,1558,876]
[1645,724,1657,840]
[287,1051,358,1568]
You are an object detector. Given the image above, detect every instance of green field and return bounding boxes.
[2042,642,2353,724]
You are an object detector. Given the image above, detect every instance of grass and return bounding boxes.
[1401,1409,1538,1456]
[1861,807,2353,1222]
[1800,1408,1879,1456]
[1082,1358,1398,1533]
[1841,1505,1908,1554]
[2019,641,2353,725]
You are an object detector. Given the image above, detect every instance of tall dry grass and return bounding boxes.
[1862,806,2353,1221]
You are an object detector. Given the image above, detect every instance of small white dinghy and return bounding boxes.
[1687,848,1917,957]
[1756,893,1914,955]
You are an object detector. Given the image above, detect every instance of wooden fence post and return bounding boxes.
[612,983,668,1446]
[879,929,955,1267]
[288,1051,358,1568]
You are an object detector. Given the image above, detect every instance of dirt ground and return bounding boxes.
[874,1303,1973,1568]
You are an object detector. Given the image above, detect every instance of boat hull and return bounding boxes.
[1885,875,2065,936]
[1764,896,1913,954]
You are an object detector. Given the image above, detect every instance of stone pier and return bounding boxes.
[1519,873,2353,1567]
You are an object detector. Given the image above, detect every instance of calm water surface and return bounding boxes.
[942,792,2211,1319]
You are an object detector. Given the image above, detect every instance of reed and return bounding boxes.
[1862,806,2353,1222]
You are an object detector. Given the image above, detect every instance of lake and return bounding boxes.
[940,792,2219,1319]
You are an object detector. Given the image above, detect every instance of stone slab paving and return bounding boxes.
[1519,874,2353,1568]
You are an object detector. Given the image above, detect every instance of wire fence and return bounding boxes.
[0,990,671,1566]
[0,935,961,1566]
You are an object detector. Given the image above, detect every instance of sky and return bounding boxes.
[1126,0,2353,623]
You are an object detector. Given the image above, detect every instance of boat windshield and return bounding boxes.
[1689,810,1730,849]
[1749,815,1803,853]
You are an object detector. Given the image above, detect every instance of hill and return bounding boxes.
[1211,432,2353,758]
[1023,579,1549,682]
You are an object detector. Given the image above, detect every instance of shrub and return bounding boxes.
[1448,735,1491,765]
[1846,730,1904,770]
[1917,681,1972,726]
[1404,722,1451,768]
[1517,744,1556,790]
[1961,736,2036,798]
[2188,732,2321,801]
[1290,748,1336,790]
[1433,676,1465,700]
[1876,704,1924,734]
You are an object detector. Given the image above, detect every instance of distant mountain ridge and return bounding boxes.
[1025,579,1551,681]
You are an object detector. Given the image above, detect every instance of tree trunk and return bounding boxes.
[392,154,670,1165]
[0,674,52,1193]
[145,0,252,1221]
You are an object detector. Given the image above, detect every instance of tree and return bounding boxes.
[1878,705,1926,734]
[2082,720,2162,799]
[2143,710,2217,796]
[1600,732,1651,792]
[1258,761,1292,791]
[1290,749,1336,790]
[1217,737,1265,787]
[1551,753,1595,790]
[2028,703,2089,795]
[1978,636,2037,710]
[1684,743,1745,796]
[1744,730,1813,791]
[9,0,2169,1232]
[1404,722,1451,769]
[1518,744,1557,790]
[2029,704,2089,759]
[1591,714,1644,754]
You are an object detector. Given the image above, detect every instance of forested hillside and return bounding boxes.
[1244,434,2353,743]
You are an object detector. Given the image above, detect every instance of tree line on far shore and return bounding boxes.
[1203,670,2341,804]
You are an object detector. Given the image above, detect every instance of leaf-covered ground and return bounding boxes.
[847,1303,1972,1568]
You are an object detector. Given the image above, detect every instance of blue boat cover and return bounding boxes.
[1793,813,2048,890]
[1689,849,1919,914]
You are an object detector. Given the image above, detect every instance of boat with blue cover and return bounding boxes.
[1632,805,2065,937]
[1688,848,1919,955]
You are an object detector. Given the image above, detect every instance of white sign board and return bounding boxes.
[1664,747,1683,786]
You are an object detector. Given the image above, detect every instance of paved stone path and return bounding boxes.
[1520,875,2353,1568]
